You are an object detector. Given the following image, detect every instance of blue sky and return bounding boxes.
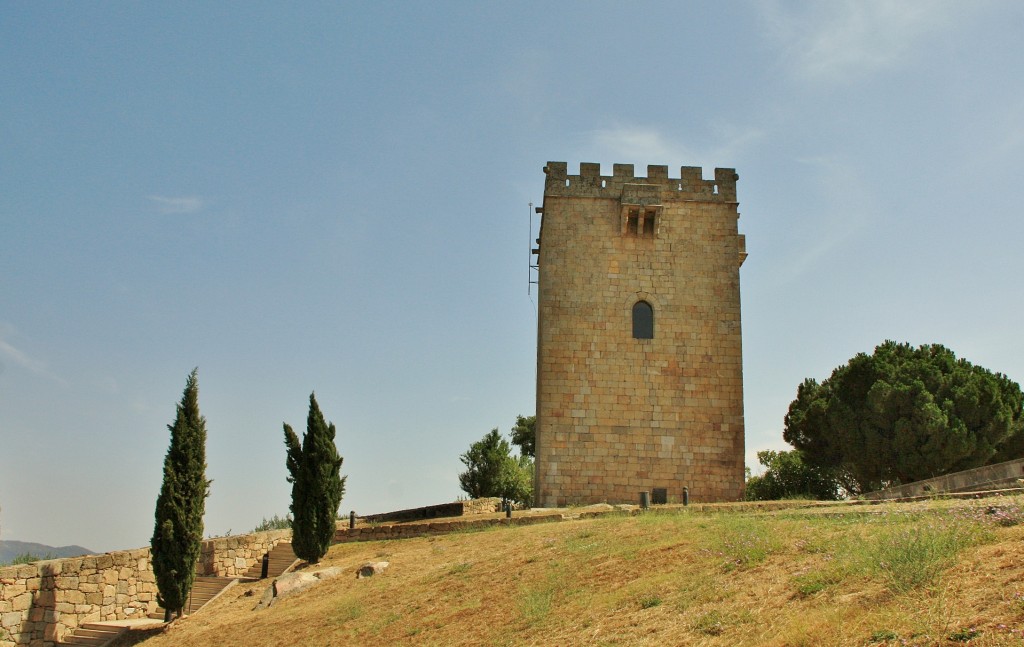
[3,1,1023,552]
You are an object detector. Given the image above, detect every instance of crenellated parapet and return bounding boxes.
[543,161,738,202]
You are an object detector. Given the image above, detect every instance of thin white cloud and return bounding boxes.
[759,0,967,82]
[590,127,689,163]
[0,335,65,384]
[970,96,1024,167]
[499,48,554,128]
[0,339,47,375]
[148,195,205,214]
[769,155,874,286]
[582,125,872,289]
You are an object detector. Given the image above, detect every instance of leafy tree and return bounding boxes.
[744,450,841,501]
[458,429,508,499]
[7,552,54,565]
[784,341,1024,494]
[251,514,292,533]
[284,393,346,564]
[510,414,536,458]
[151,369,210,621]
[498,454,534,506]
[458,428,533,506]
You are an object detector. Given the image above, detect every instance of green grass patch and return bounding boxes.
[862,520,984,593]
[786,511,989,596]
[793,568,843,597]
[637,594,662,609]
[447,561,473,575]
[563,530,601,554]
[711,515,783,570]
[868,628,900,643]
[333,599,363,623]
[675,571,733,610]
[691,610,726,636]
[948,627,982,642]
[518,584,555,624]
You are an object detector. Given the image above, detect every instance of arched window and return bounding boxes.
[632,301,654,339]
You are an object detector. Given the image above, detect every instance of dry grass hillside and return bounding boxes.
[115,496,1024,646]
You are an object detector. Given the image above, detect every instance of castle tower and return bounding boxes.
[534,162,747,506]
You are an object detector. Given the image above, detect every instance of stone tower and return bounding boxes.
[534,162,747,506]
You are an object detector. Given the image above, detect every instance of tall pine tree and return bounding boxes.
[284,393,346,564]
[151,369,210,621]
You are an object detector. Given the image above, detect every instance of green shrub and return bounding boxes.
[252,514,292,533]
[8,552,54,565]
[865,521,981,593]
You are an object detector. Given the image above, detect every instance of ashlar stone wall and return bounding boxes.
[0,549,155,646]
[0,528,290,647]
[199,529,291,578]
[357,498,503,524]
[535,162,747,507]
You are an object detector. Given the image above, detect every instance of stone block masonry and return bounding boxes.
[0,529,290,646]
[861,457,1024,500]
[356,498,503,524]
[198,529,291,579]
[535,162,747,507]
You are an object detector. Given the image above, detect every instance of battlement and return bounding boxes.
[543,161,738,202]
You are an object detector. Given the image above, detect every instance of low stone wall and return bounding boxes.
[861,458,1024,501]
[0,529,291,647]
[335,511,572,543]
[0,548,155,646]
[357,498,503,524]
[199,529,291,578]
[335,500,851,544]
[461,498,505,515]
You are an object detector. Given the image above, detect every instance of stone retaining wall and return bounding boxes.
[861,458,1024,501]
[335,500,857,544]
[0,529,291,647]
[0,548,153,646]
[199,529,291,578]
[335,511,577,543]
[356,498,503,524]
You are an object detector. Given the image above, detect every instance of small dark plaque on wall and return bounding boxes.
[652,488,667,505]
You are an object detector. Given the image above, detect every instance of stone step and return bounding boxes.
[241,542,299,579]
[62,637,114,644]
[60,623,125,646]
[147,577,236,619]
[79,624,127,633]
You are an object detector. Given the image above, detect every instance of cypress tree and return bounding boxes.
[284,393,346,564]
[151,368,210,621]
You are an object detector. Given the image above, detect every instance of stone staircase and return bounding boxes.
[146,576,236,620]
[59,542,298,646]
[242,541,299,579]
[60,623,127,646]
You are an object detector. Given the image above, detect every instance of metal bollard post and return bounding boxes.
[639,491,650,509]
[683,487,689,506]
[506,502,512,518]
[349,510,356,529]
[260,553,269,579]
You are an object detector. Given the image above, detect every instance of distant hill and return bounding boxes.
[0,540,94,565]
